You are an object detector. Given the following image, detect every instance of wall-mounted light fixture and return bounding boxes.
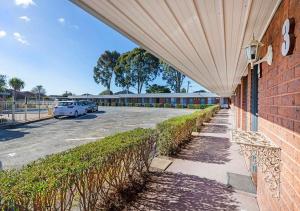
[245,35,273,69]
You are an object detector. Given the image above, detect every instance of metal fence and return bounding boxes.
[0,100,54,125]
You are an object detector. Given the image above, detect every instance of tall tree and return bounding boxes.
[114,52,134,93]
[8,77,25,100]
[99,90,113,95]
[62,91,73,97]
[0,75,6,92]
[31,85,46,119]
[32,85,46,96]
[161,62,185,93]
[129,48,160,93]
[146,84,170,93]
[93,50,120,91]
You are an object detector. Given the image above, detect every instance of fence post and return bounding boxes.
[12,99,15,123]
[38,93,41,119]
[25,97,27,121]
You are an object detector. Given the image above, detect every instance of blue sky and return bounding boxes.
[0,0,205,95]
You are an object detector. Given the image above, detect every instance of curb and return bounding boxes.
[0,116,53,129]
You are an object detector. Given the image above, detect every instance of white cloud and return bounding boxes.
[19,16,31,22]
[15,0,35,8]
[0,30,7,38]
[58,18,65,24]
[13,32,29,45]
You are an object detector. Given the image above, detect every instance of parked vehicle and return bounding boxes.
[220,103,230,109]
[53,101,86,118]
[79,101,98,112]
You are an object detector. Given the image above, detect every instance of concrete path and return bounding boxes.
[126,109,259,211]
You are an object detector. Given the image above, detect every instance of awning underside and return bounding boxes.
[73,0,281,97]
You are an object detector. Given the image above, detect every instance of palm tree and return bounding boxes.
[9,77,25,101]
[32,85,46,119]
[8,77,25,122]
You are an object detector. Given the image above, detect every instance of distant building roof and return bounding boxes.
[69,92,219,99]
[114,90,134,95]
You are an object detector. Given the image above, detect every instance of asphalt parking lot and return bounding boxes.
[0,106,194,169]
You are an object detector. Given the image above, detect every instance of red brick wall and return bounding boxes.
[256,0,300,210]
[232,0,300,210]
[235,85,242,128]
[241,76,248,130]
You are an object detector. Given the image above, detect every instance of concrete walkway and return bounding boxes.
[126,109,259,211]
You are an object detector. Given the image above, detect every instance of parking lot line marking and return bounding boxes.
[65,137,104,141]
[8,153,16,157]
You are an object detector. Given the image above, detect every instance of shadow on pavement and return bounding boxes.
[126,172,239,211]
[173,136,231,164]
[201,124,228,134]
[210,118,230,125]
[0,129,29,142]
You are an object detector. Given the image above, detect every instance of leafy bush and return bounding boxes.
[127,103,133,107]
[153,103,163,108]
[157,105,220,155]
[175,104,184,108]
[0,129,156,210]
[164,103,171,108]
[187,104,201,109]
[144,103,151,107]
[135,103,143,107]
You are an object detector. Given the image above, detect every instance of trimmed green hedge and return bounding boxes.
[0,129,156,210]
[153,103,163,108]
[164,103,171,108]
[0,104,220,209]
[157,105,220,155]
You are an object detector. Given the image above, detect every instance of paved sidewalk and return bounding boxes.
[126,109,259,211]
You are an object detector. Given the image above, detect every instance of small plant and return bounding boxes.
[164,103,171,108]
[175,104,183,108]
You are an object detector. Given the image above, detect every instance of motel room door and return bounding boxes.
[251,65,259,131]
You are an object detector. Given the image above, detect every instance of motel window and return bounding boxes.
[200,98,206,105]
[171,98,176,104]
[207,98,212,104]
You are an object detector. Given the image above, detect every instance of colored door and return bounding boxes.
[251,65,259,131]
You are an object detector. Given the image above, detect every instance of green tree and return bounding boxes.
[114,52,134,93]
[0,75,6,92]
[94,50,120,91]
[161,62,185,93]
[129,48,160,93]
[8,77,25,100]
[100,90,113,95]
[62,91,73,97]
[31,85,46,118]
[180,88,187,93]
[32,85,46,96]
[146,84,171,93]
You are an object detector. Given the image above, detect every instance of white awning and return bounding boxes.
[72,0,281,97]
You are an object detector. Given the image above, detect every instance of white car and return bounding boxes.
[53,101,87,118]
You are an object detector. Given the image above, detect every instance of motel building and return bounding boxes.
[73,0,299,210]
[70,92,223,107]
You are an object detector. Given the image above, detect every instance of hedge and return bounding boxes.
[164,103,171,108]
[0,128,156,210]
[0,104,220,209]
[156,105,220,155]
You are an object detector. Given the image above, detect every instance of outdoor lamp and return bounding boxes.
[245,35,272,69]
